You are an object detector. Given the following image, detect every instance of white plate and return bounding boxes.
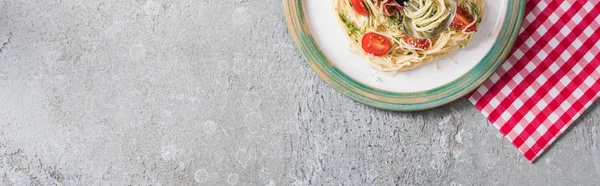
[305,0,507,92]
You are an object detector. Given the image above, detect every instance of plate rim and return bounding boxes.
[284,0,526,111]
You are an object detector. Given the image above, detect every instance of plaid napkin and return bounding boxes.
[468,0,600,162]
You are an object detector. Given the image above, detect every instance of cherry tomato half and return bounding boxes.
[403,37,431,50]
[451,7,477,32]
[351,0,369,16]
[361,32,392,56]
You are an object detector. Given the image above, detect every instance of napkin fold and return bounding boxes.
[469,0,600,162]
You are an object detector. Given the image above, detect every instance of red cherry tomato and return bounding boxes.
[403,37,431,50]
[451,7,477,32]
[361,32,392,56]
[351,0,369,16]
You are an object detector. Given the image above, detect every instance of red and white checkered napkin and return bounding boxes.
[468,0,600,162]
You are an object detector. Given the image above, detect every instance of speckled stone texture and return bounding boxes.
[0,0,599,185]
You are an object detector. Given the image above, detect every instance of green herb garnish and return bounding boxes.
[339,13,361,39]
[388,14,403,28]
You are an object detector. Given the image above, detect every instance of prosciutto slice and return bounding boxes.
[376,0,403,16]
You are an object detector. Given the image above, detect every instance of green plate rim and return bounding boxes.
[284,0,525,111]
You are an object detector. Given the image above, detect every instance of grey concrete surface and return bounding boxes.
[0,0,599,185]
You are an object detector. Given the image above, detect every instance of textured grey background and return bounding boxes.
[0,0,599,185]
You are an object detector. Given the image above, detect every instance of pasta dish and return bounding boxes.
[334,0,485,74]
